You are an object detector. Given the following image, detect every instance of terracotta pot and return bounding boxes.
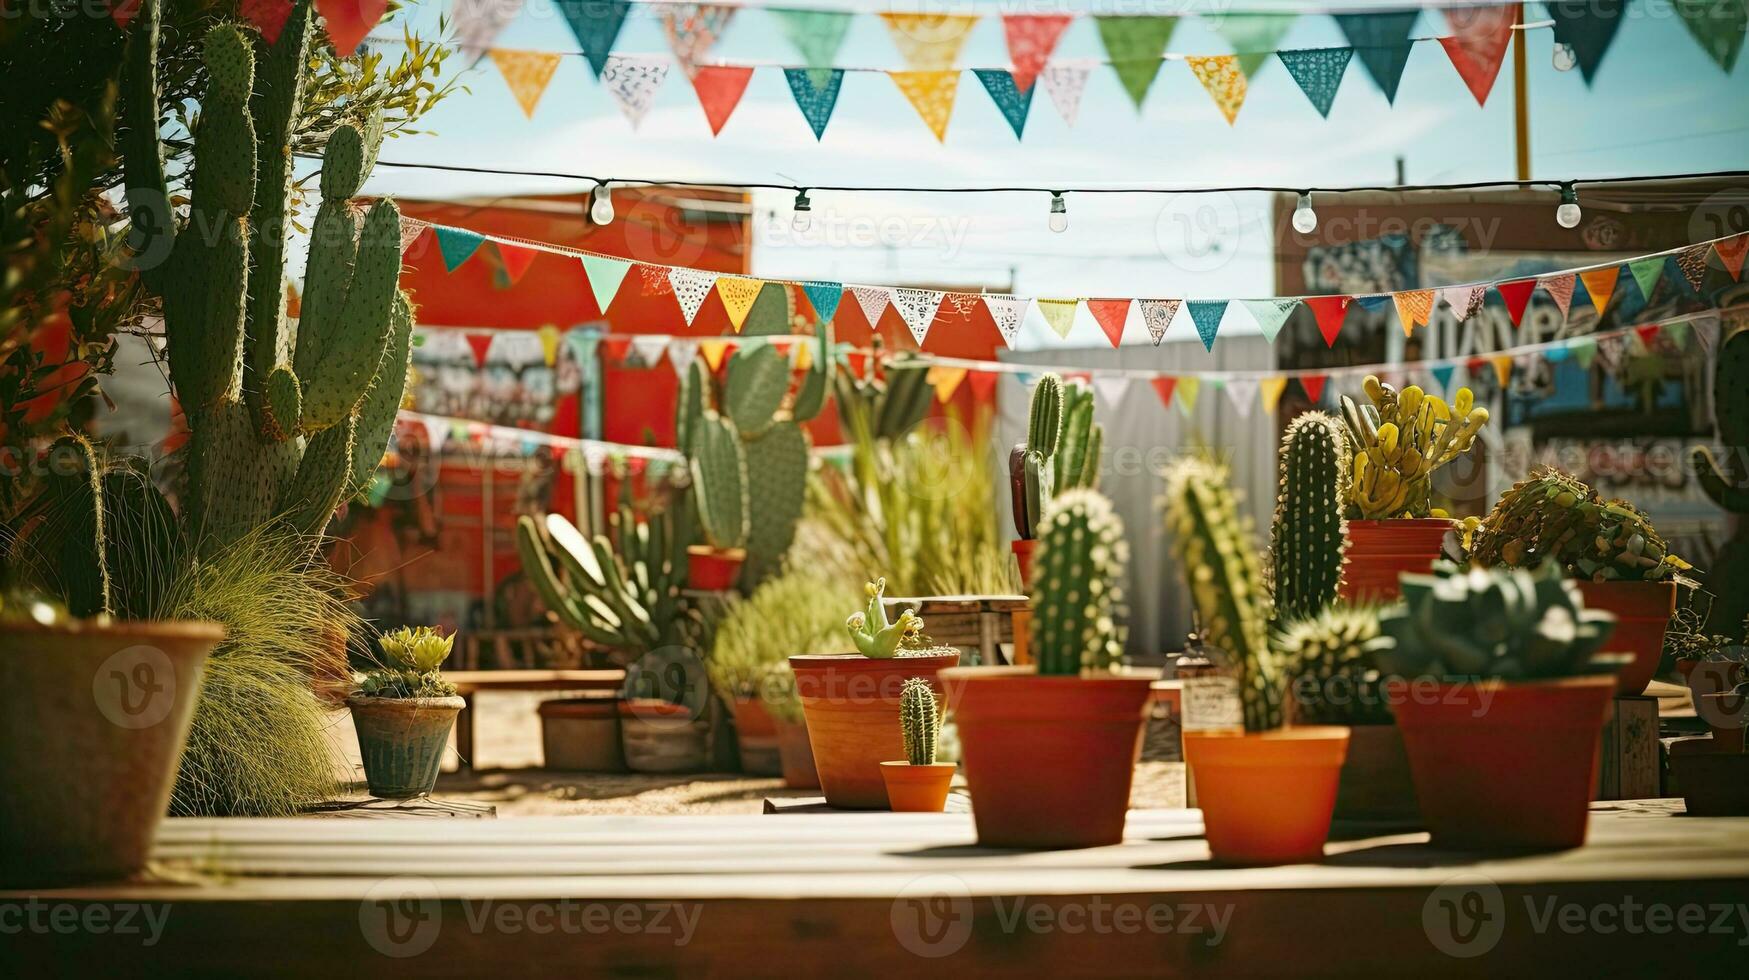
[348,694,465,798]
[619,699,710,773]
[1011,539,1036,590]
[1389,676,1614,850]
[942,665,1153,848]
[1184,727,1350,865]
[0,619,222,886]
[790,652,960,808]
[1332,723,1421,823]
[687,546,746,591]
[731,696,781,776]
[775,717,820,789]
[1340,518,1453,602]
[539,696,626,772]
[880,762,957,812]
[1574,579,1676,695]
[1671,749,1749,816]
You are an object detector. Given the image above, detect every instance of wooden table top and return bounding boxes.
[446,669,625,693]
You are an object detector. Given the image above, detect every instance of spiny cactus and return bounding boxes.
[1277,605,1393,726]
[846,578,925,658]
[1462,467,1691,582]
[1691,329,1749,639]
[1053,380,1103,493]
[1009,373,1064,539]
[1270,411,1350,621]
[899,677,940,765]
[1340,376,1488,520]
[833,345,932,441]
[1030,488,1128,675]
[358,627,457,698]
[516,506,682,654]
[690,413,750,552]
[1164,460,1281,732]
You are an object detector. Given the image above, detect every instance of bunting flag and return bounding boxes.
[1442,285,1485,321]
[581,254,631,314]
[973,70,1035,139]
[1211,13,1297,77]
[639,264,670,295]
[666,337,699,374]
[1492,354,1513,387]
[801,281,843,323]
[668,267,718,325]
[785,68,845,140]
[927,365,968,402]
[699,338,735,372]
[1429,363,1456,394]
[398,217,429,255]
[985,295,1027,347]
[1634,323,1662,350]
[1096,15,1179,108]
[1547,0,1626,84]
[556,0,632,77]
[1259,376,1288,414]
[1086,375,1126,410]
[772,8,852,87]
[1176,377,1201,416]
[891,70,960,142]
[1277,47,1352,117]
[602,335,634,367]
[1335,10,1419,103]
[1628,256,1666,303]
[1140,298,1182,345]
[1440,5,1516,106]
[1299,374,1328,403]
[660,4,736,78]
[490,49,562,118]
[1186,300,1228,351]
[1037,298,1079,339]
[1304,295,1351,347]
[881,13,979,71]
[851,285,892,328]
[715,276,764,331]
[1579,266,1619,312]
[466,332,494,367]
[1086,299,1132,347]
[314,0,386,56]
[1002,14,1074,92]
[1676,0,1747,73]
[435,226,486,272]
[600,55,670,128]
[1224,376,1259,416]
[691,65,753,135]
[967,368,999,402]
[1539,274,1576,317]
[1665,320,1692,350]
[1571,337,1598,369]
[1150,376,1177,411]
[628,334,668,368]
[1677,244,1711,290]
[529,326,560,366]
[495,241,538,285]
[1393,289,1433,336]
[1718,234,1749,279]
[1496,278,1536,327]
[892,288,945,344]
[1186,55,1248,124]
[1241,298,1298,343]
[239,0,295,45]
[1040,65,1090,126]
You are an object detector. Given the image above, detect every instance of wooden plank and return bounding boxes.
[1594,695,1660,801]
[765,792,971,814]
[447,669,625,693]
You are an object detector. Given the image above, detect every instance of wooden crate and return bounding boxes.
[1594,694,1660,801]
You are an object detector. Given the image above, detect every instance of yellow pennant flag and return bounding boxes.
[1393,290,1433,337]
[926,366,968,403]
[1186,55,1247,125]
[1035,298,1078,339]
[793,336,813,371]
[699,339,733,372]
[890,70,960,142]
[490,49,563,119]
[715,277,765,333]
[537,324,561,366]
[1259,376,1289,414]
[880,13,979,70]
[1176,376,1201,416]
[1579,267,1619,313]
[1492,355,1513,388]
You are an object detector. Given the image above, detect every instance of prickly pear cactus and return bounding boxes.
[741,420,808,585]
[1270,411,1350,621]
[899,677,940,766]
[1692,329,1749,639]
[690,414,750,551]
[1029,488,1128,675]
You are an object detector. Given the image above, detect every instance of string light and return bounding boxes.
[1556,183,1582,229]
[792,189,812,232]
[1048,192,1068,233]
[590,183,614,225]
[1553,42,1577,71]
[1292,191,1318,234]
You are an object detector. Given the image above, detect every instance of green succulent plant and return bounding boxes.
[1462,468,1691,583]
[1030,488,1128,676]
[1276,604,1394,726]
[378,626,454,673]
[707,568,857,709]
[846,578,927,659]
[832,344,933,442]
[516,505,686,656]
[899,677,940,766]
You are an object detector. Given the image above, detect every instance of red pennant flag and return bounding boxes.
[1150,376,1178,410]
[1303,296,1351,347]
[1440,5,1516,105]
[1496,278,1536,327]
[496,242,538,285]
[1002,14,1074,93]
[601,336,633,364]
[1717,234,1749,280]
[239,0,294,42]
[690,66,754,136]
[109,0,142,28]
[1299,374,1328,403]
[1635,323,1661,348]
[466,333,494,367]
[314,0,388,56]
[1063,370,1093,384]
[1085,299,1131,348]
[967,369,999,403]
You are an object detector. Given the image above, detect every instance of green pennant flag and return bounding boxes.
[580,254,631,314]
[1571,337,1598,369]
[1675,0,1747,73]
[1627,256,1666,304]
[1210,13,1297,77]
[1095,16,1178,109]
[771,8,853,88]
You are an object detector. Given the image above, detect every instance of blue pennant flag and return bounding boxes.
[801,281,843,324]
[1277,47,1353,117]
[785,68,845,141]
[1429,363,1456,393]
[1543,346,1571,363]
[1548,0,1626,84]
[555,0,632,78]
[1334,11,1418,104]
[434,226,486,272]
[972,69,1035,140]
[1354,294,1394,312]
[1186,300,1228,352]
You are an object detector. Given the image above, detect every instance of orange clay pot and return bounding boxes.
[941,665,1153,848]
[686,546,745,591]
[1389,676,1615,850]
[775,717,820,789]
[790,653,960,809]
[1339,518,1453,602]
[1574,579,1677,695]
[1183,727,1351,865]
[731,696,781,776]
[880,762,957,812]
[1011,539,1036,590]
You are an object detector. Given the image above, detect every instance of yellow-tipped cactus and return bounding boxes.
[1340,376,1488,519]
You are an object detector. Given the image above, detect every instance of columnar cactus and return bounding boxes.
[1009,373,1064,539]
[1053,380,1103,493]
[1692,329,1749,638]
[1340,376,1488,519]
[899,677,940,766]
[1029,488,1128,675]
[1270,412,1350,621]
[846,578,925,658]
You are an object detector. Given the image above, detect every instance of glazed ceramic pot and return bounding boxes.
[1184,726,1351,865]
[348,694,465,798]
[790,652,960,809]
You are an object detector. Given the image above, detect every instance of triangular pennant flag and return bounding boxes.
[892,288,945,345]
[1150,376,1178,411]
[927,366,968,403]
[880,13,979,71]
[533,325,562,367]
[1628,257,1666,303]
[1441,285,1485,321]
[1186,300,1228,351]
[1547,0,1626,84]
[628,334,668,368]
[772,8,853,88]
[1677,244,1711,290]
[1440,5,1516,105]
[785,68,845,140]
[581,254,631,314]
[690,66,754,135]
[1036,298,1079,340]
[1086,299,1132,348]
[716,276,765,332]
[1429,363,1456,394]
[1259,376,1288,414]
[600,336,632,365]
[1579,266,1619,313]
[314,0,386,56]
[491,49,562,118]
[398,217,428,255]
[556,0,632,77]
[1002,14,1073,92]
[1240,298,1297,343]
[1492,355,1513,387]
[698,338,734,372]
[1598,333,1627,369]
[600,56,670,129]
[466,332,493,367]
[1211,13,1297,77]
[1303,295,1351,347]
[1665,320,1692,350]
[973,70,1035,139]
[1223,377,1259,417]
[1040,65,1091,126]
[1355,293,1394,313]
[1539,274,1577,317]
[1675,0,1747,73]
[495,241,539,285]
[668,267,718,326]
[1334,11,1418,104]
[850,285,892,329]
[1634,323,1662,350]
[1299,374,1328,403]
[1139,298,1182,345]
[660,4,737,78]
[801,281,843,324]
[1096,16,1179,108]
[1176,377,1201,416]
[985,295,1028,347]
[1496,278,1536,327]
[435,226,486,272]
[1572,337,1599,369]
[667,337,699,374]
[967,369,999,402]
[891,70,960,142]
[1717,234,1749,280]
[1185,55,1248,124]
[1092,375,1131,409]
[239,0,295,44]
[1276,47,1353,118]
[1393,290,1433,337]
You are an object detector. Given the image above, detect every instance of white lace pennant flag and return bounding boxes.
[666,337,699,374]
[891,287,945,345]
[850,285,893,328]
[668,267,718,325]
[601,55,670,129]
[1138,299,1183,345]
[984,295,1027,348]
[1441,285,1485,322]
[453,0,523,61]
[628,334,669,368]
[1092,374,1131,409]
[1040,64,1090,126]
[1223,376,1259,417]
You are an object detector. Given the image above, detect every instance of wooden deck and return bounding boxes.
[5,801,1746,976]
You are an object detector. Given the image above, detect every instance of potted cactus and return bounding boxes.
[1167,461,1352,864]
[1462,467,1693,694]
[879,678,957,812]
[1338,377,1489,601]
[789,580,960,809]
[1691,328,1749,640]
[1376,562,1624,850]
[1007,375,1102,588]
[943,489,1154,848]
[347,628,463,799]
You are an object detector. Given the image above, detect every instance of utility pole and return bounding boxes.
[1513,3,1532,180]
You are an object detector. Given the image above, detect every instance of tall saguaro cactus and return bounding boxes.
[1270,412,1350,621]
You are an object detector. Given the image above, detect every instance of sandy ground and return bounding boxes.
[328,691,1187,816]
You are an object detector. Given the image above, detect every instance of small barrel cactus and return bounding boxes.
[846,578,925,659]
[1009,373,1065,539]
[1276,605,1393,726]
[899,677,940,765]
[1029,488,1128,676]
[1340,376,1488,519]
[1462,468,1691,582]
[358,626,457,698]
[1270,411,1350,621]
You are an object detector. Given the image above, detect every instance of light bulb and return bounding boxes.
[1048,192,1067,233]
[1553,43,1577,71]
[792,189,812,233]
[1292,192,1318,234]
[590,184,614,225]
[1555,184,1581,229]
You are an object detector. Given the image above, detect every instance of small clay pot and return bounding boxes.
[731,696,781,776]
[1574,579,1677,695]
[1011,539,1037,590]
[880,762,957,812]
[775,717,820,789]
[1184,726,1351,865]
[687,546,746,591]
[790,652,960,809]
